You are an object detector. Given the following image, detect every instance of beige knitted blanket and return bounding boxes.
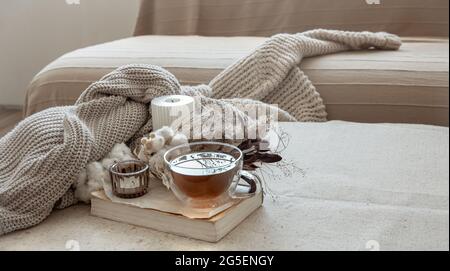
[0,30,401,235]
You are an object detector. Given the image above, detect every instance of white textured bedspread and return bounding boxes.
[0,121,448,251]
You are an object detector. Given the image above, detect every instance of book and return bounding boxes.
[90,189,263,242]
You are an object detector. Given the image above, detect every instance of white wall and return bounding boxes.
[0,0,140,106]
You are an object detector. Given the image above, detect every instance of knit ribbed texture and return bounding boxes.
[209,30,401,121]
[0,30,401,235]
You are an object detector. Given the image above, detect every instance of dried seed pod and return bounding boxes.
[258,153,282,163]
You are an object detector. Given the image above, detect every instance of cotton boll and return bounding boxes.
[74,168,92,203]
[86,162,106,185]
[101,157,116,171]
[74,181,92,203]
[108,143,134,160]
[135,129,189,190]
[143,133,165,154]
[73,167,90,203]
[74,162,105,203]
[140,137,147,145]
[121,151,135,161]
[75,177,104,204]
[101,143,135,169]
[150,132,166,151]
[100,143,135,178]
[155,126,175,144]
[86,178,103,194]
[76,179,103,203]
[74,143,136,203]
[170,133,188,146]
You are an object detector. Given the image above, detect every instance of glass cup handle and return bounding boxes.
[230,170,261,199]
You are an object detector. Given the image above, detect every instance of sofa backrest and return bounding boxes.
[134,0,449,37]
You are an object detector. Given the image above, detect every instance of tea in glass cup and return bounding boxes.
[164,142,260,208]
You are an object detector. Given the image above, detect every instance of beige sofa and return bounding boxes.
[24,0,449,126]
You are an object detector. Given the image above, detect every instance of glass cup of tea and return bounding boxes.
[164,141,261,209]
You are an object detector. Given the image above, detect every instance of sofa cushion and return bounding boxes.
[134,0,449,37]
[25,35,449,126]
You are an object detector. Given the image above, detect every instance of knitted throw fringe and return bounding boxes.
[0,30,401,235]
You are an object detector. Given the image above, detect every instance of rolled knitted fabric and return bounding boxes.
[209,29,401,121]
[0,65,179,235]
[0,30,401,235]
